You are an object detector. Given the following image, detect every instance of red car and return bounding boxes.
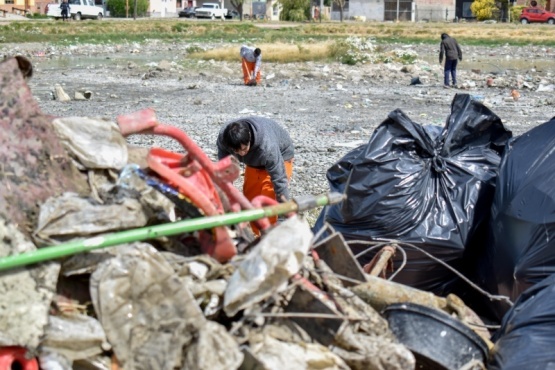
[519,7,555,24]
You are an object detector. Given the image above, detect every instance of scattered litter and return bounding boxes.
[3,52,555,370]
[333,140,365,148]
[537,83,555,92]
[54,83,71,102]
[410,77,422,85]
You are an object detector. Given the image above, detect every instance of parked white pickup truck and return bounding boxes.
[195,3,227,20]
[46,0,104,20]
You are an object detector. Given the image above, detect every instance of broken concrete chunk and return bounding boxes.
[0,219,60,349]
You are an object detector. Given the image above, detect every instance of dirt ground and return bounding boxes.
[4,40,555,199]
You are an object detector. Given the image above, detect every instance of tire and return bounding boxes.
[520,18,529,24]
[74,12,81,20]
[97,13,103,20]
[548,18,555,24]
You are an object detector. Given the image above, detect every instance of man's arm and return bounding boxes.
[253,55,262,77]
[439,42,445,63]
[456,42,463,61]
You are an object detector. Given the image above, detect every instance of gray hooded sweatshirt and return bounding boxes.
[217,116,294,201]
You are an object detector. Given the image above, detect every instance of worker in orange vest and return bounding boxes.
[240,45,262,86]
[217,117,294,235]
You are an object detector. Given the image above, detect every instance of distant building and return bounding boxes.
[456,0,554,20]
[149,0,177,17]
[0,0,41,14]
[335,0,456,21]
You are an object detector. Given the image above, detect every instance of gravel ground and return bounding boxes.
[4,40,555,200]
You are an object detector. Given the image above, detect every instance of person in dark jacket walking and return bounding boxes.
[439,33,463,88]
[217,116,294,235]
[60,0,71,21]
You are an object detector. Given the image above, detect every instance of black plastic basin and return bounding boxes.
[382,303,488,370]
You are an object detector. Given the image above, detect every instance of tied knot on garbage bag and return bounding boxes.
[431,149,447,173]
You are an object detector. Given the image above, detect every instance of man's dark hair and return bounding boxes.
[441,33,448,40]
[223,121,251,151]
[254,48,261,57]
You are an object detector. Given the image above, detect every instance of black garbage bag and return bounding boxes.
[488,273,555,370]
[484,117,555,304]
[314,94,512,295]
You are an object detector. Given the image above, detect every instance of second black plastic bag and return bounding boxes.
[488,273,555,370]
[482,116,555,316]
[314,94,512,295]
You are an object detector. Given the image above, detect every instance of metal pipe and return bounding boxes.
[0,192,344,272]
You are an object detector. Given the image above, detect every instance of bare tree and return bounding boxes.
[266,0,274,19]
[332,0,346,21]
[230,0,246,19]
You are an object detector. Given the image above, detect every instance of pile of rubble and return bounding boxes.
[2,54,555,370]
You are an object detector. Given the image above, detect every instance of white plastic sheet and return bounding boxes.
[223,216,313,317]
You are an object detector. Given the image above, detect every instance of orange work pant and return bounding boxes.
[243,160,293,235]
[242,58,261,85]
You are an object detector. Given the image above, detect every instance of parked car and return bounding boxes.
[45,0,104,20]
[225,9,239,19]
[519,7,555,24]
[178,6,197,18]
[195,3,227,20]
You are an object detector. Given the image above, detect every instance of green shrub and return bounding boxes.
[106,0,149,17]
[27,13,49,19]
[186,45,204,53]
[280,0,310,21]
[470,0,496,20]
[510,4,525,22]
